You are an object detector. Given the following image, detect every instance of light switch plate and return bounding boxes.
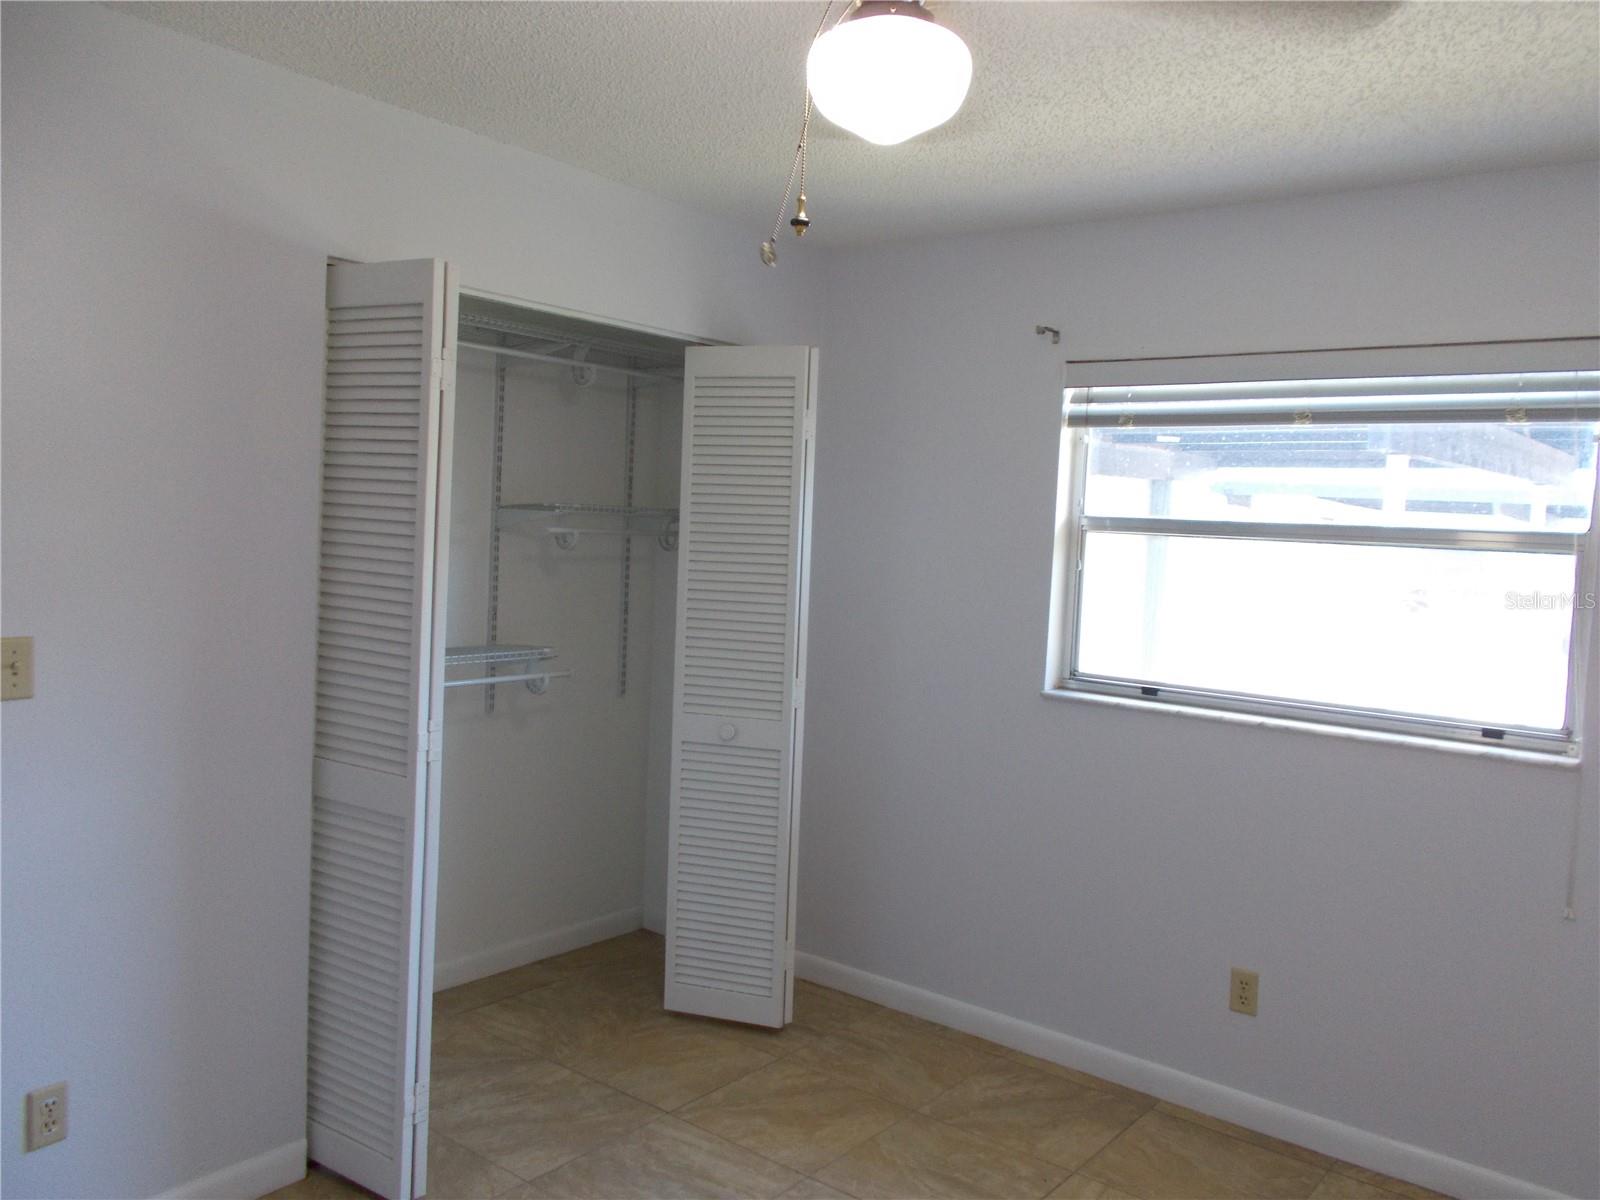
[2,637,33,701]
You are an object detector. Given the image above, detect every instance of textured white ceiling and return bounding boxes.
[121,1,1600,246]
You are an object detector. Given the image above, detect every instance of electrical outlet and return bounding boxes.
[1230,968,1259,1016]
[2,637,33,701]
[25,1082,67,1151]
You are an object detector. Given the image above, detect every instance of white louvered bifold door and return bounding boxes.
[665,346,818,1028]
[310,259,455,1200]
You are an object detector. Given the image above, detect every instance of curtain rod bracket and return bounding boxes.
[1036,325,1060,345]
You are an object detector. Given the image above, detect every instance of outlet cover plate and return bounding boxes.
[26,1082,67,1151]
[1230,967,1259,1016]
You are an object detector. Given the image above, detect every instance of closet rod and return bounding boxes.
[459,339,682,384]
[445,669,573,693]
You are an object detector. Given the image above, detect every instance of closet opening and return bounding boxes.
[422,294,697,1184]
[435,295,700,1005]
[310,259,816,1199]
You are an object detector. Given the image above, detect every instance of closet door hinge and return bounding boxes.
[406,1081,429,1125]
[426,720,444,763]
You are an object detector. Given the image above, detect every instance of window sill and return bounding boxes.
[1040,685,1582,769]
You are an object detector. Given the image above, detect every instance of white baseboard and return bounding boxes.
[795,953,1566,1200]
[156,1138,306,1200]
[433,907,642,991]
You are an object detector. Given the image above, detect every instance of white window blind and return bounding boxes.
[1051,355,1600,752]
[1066,371,1600,428]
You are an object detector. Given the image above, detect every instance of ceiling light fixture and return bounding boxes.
[807,1,972,147]
[759,0,971,265]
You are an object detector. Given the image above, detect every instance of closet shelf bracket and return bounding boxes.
[546,524,678,552]
[498,502,680,551]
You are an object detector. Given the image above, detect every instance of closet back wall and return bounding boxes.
[438,353,681,984]
[0,7,820,1199]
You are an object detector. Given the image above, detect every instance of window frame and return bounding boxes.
[1048,367,1600,759]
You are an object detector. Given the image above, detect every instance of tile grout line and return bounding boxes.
[725,1002,1078,1184]
[1073,1110,1153,1196]
[426,1125,524,1195]
[1151,1101,1342,1179]
[672,1047,923,1181]
[775,1011,1128,1184]
[433,965,611,1019]
[443,948,1432,1200]
[462,1067,671,1190]
[818,983,1395,1190]
[857,1000,1383,1194]
[659,1054,872,1186]
[435,991,673,1186]
[798,982,1433,1196]
[510,1107,812,1195]
[808,1109,919,1181]
[430,1057,613,1189]
[481,1029,802,1189]
[915,1075,1150,1183]
[667,1002,951,1188]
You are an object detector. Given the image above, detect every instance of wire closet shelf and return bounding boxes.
[457,309,686,384]
[461,298,696,703]
[442,644,570,694]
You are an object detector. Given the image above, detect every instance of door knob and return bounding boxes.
[718,723,738,742]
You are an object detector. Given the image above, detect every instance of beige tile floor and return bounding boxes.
[267,932,1451,1200]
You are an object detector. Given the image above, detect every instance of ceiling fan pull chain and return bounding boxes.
[791,96,812,237]
[761,0,836,265]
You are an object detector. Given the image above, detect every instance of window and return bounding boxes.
[1051,368,1600,753]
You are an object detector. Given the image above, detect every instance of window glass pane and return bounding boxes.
[1083,421,1599,533]
[1074,531,1579,731]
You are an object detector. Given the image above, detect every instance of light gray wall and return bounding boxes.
[801,161,1600,1198]
[0,6,818,1198]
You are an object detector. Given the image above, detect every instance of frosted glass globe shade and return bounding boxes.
[806,7,972,146]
